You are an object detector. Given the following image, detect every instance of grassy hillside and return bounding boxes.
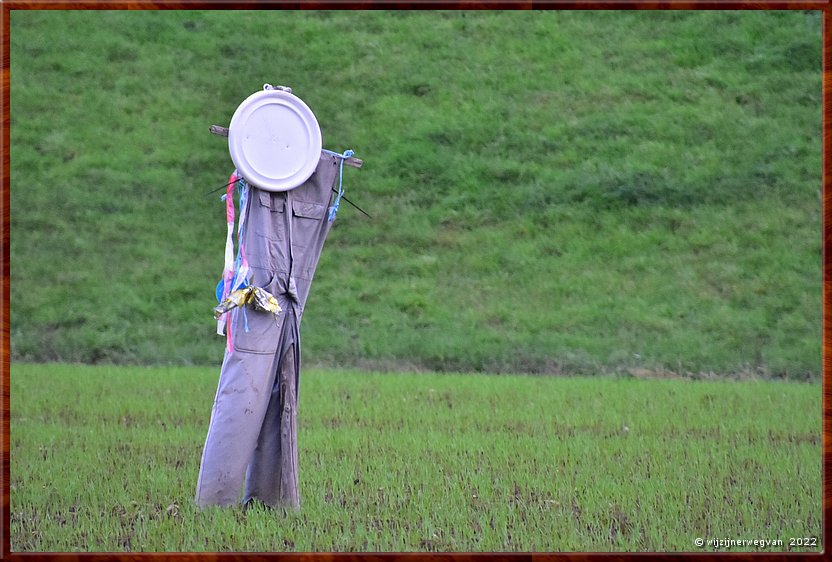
[9,10,822,377]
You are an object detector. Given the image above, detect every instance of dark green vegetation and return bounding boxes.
[9,11,821,377]
[10,364,822,552]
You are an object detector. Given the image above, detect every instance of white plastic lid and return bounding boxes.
[227,88,322,192]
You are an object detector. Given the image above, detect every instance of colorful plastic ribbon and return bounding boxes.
[216,171,251,353]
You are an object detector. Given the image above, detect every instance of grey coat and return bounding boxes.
[196,154,341,508]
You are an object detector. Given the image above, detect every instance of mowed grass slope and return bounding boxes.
[10,364,822,552]
[9,10,822,377]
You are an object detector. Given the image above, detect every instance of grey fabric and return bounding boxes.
[196,154,341,508]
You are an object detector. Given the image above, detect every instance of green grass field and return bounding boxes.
[8,10,822,378]
[10,363,822,552]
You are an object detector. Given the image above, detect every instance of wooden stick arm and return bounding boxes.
[209,125,363,169]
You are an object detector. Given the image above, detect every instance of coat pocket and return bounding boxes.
[231,269,283,355]
[290,200,326,249]
[255,190,286,241]
[246,190,288,271]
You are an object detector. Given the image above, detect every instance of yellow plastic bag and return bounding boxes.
[213,286,282,320]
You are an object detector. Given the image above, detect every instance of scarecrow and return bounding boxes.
[196,85,361,508]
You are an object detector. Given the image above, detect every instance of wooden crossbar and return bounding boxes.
[209,125,364,169]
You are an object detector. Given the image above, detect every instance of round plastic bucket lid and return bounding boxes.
[227,89,322,192]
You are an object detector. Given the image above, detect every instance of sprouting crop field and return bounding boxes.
[10,363,821,553]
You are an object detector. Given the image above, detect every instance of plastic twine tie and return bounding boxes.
[324,149,355,222]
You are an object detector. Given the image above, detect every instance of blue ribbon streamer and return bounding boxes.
[323,149,355,222]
